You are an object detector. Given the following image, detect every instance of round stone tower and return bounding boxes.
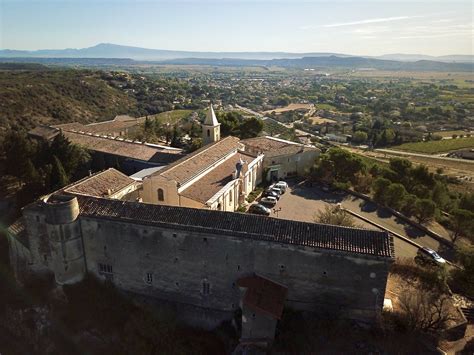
[43,194,86,285]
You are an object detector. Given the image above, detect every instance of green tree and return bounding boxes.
[431,181,449,210]
[385,183,407,210]
[451,246,474,297]
[352,130,368,144]
[459,193,474,211]
[401,194,418,217]
[315,206,358,227]
[372,177,391,204]
[311,155,335,184]
[448,209,474,243]
[327,148,365,184]
[2,130,33,184]
[389,158,412,181]
[414,199,436,224]
[50,155,69,189]
[239,117,263,139]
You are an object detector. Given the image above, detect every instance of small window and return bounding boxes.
[207,129,210,137]
[229,190,233,203]
[173,233,177,238]
[280,264,286,271]
[157,188,164,201]
[145,272,153,284]
[203,237,208,243]
[237,265,241,271]
[202,280,210,295]
[98,263,113,274]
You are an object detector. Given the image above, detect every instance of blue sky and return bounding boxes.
[1,0,472,55]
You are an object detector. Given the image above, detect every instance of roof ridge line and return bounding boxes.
[158,136,237,176]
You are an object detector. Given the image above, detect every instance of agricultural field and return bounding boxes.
[314,103,337,111]
[263,103,312,114]
[393,137,474,154]
[433,130,473,138]
[262,118,296,141]
[308,116,337,125]
[144,109,193,125]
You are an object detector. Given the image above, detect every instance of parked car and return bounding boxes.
[262,190,280,200]
[276,181,288,188]
[248,204,271,216]
[267,186,283,195]
[415,247,446,266]
[260,196,277,207]
[274,182,287,193]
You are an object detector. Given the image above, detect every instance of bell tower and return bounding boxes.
[202,104,221,145]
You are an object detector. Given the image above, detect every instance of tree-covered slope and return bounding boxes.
[0,68,137,130]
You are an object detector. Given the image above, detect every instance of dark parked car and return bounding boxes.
[262,190,280,200]
[248,204,271,216]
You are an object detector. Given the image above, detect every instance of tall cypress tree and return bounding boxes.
[50,155,69,189]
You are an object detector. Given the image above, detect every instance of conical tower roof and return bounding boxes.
[204,104,219,126]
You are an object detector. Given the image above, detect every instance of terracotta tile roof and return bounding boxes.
[53,122,87,131]
[242,136,319,158]
[154,136,242,186]
[63,168,136,198]
[241,136,291,152]
[237,274,288,319]
[78,117,145,135]
[180,151,256,204]
[63,130,184,163]
[73,195,394,258]
[28,125,60,140]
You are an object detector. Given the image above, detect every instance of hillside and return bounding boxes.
[0,68,137,131]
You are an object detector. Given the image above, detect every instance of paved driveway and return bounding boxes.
[265,181,424,259]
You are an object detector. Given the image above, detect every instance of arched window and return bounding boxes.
[157,188,164,201]
[207,129,210,137]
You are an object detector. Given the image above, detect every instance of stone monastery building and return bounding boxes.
[10,105,394,344]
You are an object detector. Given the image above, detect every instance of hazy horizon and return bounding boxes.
[1,0,472,56]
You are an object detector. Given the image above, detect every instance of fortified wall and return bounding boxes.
[9,193,394,329]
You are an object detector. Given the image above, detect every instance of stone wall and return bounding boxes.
[79,216,391,325]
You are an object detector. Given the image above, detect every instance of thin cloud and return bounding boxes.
[323,15,422,28]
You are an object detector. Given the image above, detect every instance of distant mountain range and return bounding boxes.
[0,43,353,61]
[0,43,472,72]
[1,43,472,63]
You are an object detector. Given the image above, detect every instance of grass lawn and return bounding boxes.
[393,137,474,154]
[147,109,192,124]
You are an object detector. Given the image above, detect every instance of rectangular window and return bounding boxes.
[202,280,210,295]
[98,263,113,274]
[146,272,153,284]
